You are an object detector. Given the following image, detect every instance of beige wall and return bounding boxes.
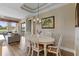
[36,4,75,50]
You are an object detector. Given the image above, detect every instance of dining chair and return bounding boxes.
[25,34,32,56]
[31,35,44,56]
[25,40,31,56]
[47,34,62,56]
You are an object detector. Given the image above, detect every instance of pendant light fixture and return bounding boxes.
[33,3,41,23]
[37,3,41,23]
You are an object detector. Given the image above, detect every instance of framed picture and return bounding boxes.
[41,16,55,29]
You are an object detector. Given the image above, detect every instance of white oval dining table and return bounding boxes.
[30,36,55,56]
[38,37,55,56]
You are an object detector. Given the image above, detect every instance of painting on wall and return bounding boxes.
[41,16,55,29]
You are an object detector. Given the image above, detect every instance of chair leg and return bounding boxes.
[37,52,39,56]
[31,50,33,56]
[26,47,28,56]
[56,51,59,56]
[56,53,58,56]
[59,50,61,56]
[27,47,31,56]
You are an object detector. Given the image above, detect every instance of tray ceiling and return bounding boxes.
[21,3,47,13]
[23,3,47,10]
[21,3,67,13]
[0,3,68,19]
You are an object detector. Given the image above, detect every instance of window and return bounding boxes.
[21,22,26,32]
[11,22,16,27]
[0,21,8,33]
[10,22,17,32]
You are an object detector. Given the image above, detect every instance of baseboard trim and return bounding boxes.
[60,47,75,54]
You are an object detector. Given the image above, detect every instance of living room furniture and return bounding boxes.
[7,33,20,44]
[30,35,44,56]
[30,35,55,56]
[47,34,62,56]
[38,36,55,56]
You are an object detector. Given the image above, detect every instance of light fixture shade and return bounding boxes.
[39,19,41,23]
[33,19,36,22]
[37,18,39,21]
[36,18,41,23]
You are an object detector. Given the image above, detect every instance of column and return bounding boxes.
[17,23,21,34]
[7,22,12,32]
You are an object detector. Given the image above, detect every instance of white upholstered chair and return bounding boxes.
[47,34,63,56]
[25,34,32,56]
[31,35,44,56]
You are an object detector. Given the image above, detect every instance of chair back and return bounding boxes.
[57,34,63,51]
[30,35,39,49]
[53,33,60,46]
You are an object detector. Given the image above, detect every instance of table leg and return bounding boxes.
[44,44,47,56]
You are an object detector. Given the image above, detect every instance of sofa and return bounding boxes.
[7,33,20,44]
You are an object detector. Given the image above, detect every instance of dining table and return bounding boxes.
[30,35,55,56]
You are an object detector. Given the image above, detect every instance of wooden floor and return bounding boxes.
[2,36,74,56]
[2,44,26,56]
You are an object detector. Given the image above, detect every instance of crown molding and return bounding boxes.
[21,3,68,14]
[21,3,47,13]
[32,3,69,16]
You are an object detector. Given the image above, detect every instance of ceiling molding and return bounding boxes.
[39,3,69,14]
[32,3,69,16]
[23,3,47,10]
[21,3,69,15]
[21,3,47,13]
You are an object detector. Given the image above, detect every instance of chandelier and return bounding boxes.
[33,3,41,23]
